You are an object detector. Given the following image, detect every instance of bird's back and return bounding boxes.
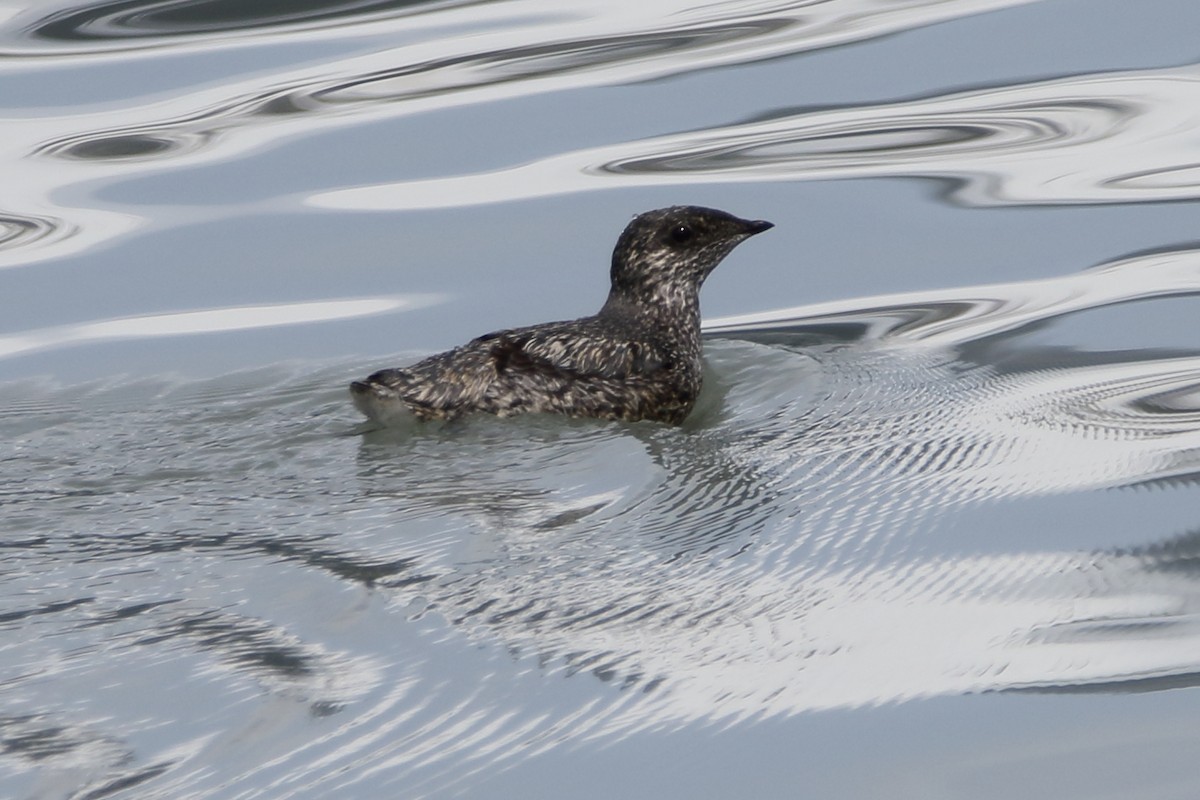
[351,315,701,424]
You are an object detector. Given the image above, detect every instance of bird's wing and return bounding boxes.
[475,326,670,382]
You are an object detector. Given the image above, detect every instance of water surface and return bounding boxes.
[5,1,1200,798]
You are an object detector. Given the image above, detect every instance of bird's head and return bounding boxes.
[608,206,773,309]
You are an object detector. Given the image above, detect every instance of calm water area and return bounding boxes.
[5,1,1200,797]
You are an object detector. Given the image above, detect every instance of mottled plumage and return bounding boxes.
[350,206,773,424]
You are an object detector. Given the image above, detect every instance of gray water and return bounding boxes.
[5,1,1200,798]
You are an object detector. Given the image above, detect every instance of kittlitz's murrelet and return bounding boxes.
[350,205,773,424]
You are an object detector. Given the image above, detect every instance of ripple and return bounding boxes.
[0,206,142,272]
[312,16,793,106]
[1,0,1042,57]
[0,714,132,778]
[348,343,1200,730]
[707,245,1200,344]
[16,0,460,48]
[0,0,1043,266]
[7,1,1200,793]
[23,0,1044,164]
[0,211,70,252]
[7,260,1200,790]
[47,131,201,161]
[313,65,1200,209]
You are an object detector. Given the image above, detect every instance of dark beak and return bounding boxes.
[742,219,774,236]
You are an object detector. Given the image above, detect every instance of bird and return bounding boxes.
[350,205,773,425]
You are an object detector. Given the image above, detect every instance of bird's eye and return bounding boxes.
[669,224,693,244]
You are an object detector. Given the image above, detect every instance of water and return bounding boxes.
[4,1,1200,797]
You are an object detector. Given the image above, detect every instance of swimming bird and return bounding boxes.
[350,205,773,424]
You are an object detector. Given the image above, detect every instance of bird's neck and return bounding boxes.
[599,283,702,338]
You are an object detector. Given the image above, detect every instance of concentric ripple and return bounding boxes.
[0,212,70,253]
[6,247,1200,795]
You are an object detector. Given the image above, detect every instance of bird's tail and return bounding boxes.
[349,369,412,423]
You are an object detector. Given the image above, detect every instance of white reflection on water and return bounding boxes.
[313,64,1200,210]
[0,0,1041,266]
[6,246,1200,795]
[3,0,1040,58]
[0,293,442,359]
[6,1,1200,796]
[707,245,1200,344]
[316,247,1200,786]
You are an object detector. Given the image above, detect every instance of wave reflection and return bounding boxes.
[0,294,443,360]
[707,245,1200,344]
[12,245,1200,795]
[18,0,462,48]
[1,0,1041,264]
[0,211,69,251]
[314,65,1200,209]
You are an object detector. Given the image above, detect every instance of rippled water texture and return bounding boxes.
[5,1,1200,798]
